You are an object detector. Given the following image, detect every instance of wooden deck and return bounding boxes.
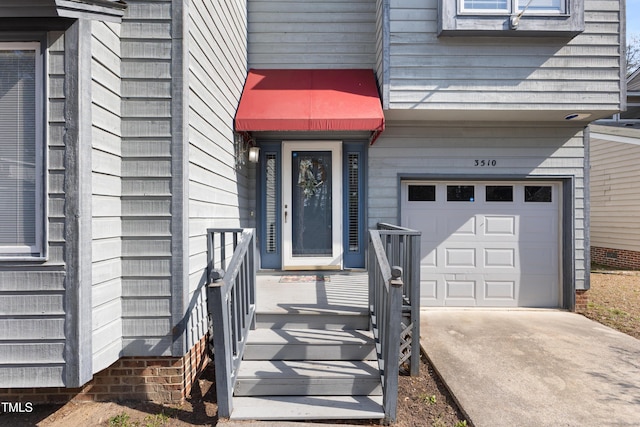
[255,271,369,315]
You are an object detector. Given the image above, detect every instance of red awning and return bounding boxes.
[235,69,385,133]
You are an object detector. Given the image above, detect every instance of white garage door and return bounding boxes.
[401,181,561,307]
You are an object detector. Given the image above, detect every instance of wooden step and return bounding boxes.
[234,360,382,396]
[255,312,369,330]
[230,395,385,421]
[243,328,376,361]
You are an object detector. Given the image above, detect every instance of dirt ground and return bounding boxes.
[4,269,639,427]
[1,355,466,427]
[579,268,640,340]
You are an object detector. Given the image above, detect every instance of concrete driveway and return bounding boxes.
[421,310,640,427]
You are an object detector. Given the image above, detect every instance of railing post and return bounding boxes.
[409,233,420,376]
[368,232,375,316]
[208,283,234,417]
[383,266,403,424]
[249,229,257,330]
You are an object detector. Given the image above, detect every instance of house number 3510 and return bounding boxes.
[474,160,497,167]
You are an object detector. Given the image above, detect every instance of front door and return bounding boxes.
[282,142,342,269]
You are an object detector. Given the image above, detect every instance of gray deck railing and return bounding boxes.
[377,223,421,376]
[206,228,256,418]
[369,229,404,423]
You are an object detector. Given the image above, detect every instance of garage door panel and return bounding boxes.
[446,215,476,236]
[484,280,516,299]
[445,248,476,267]
[445,279,477,301]
[420,247,437,267]
[420,240,440,267]
[484,248,516,268]
[420,279,438,302]
[483,215,516,236]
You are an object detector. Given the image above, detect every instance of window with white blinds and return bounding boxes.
[462,0,563,13]
[265,153,278,254]
[517,0,563,12]
[347,153,359,253]
[463,0,508,11]
[0,43,43,258]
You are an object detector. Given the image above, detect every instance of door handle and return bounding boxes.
[284,205,288,223]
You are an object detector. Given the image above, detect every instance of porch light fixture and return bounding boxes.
[235,132,258,167]
[248,146,260,163]
[564,113,592,120]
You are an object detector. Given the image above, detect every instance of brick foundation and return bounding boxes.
[591,246,640,270]
[575,289,589,312]
[0,335,209,404]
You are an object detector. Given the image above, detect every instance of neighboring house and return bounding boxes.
[0,0,624,406]
[590,70,640,269]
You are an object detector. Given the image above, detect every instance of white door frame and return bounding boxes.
[282,141,343,270]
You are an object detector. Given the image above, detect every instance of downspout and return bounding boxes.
[583,126,591,293]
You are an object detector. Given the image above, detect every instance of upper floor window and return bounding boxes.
[439,0,583,37]
[596,97,640,124]
[621,102,640,121]
[461,0,564,14]
[0,42,45,259]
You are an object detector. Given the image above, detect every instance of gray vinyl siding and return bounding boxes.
[384,0,622,113]
[0,0,126,22]
[48,33,68,268]
[185,0,249,350]
[590,135,640,252]
[91,20,122,373]
[120,0,174,356]
[0,32,68,387]
[248,0,376,69]
[368,123,588,288]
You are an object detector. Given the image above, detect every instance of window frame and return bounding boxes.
[524,185,553,203]
[408,184,437,202]
[0,41,47,261]
[459,0,565,16]
[485,185,514,202]
[619,95,640,122]
[595,94,640,124]
[439,0,584,37]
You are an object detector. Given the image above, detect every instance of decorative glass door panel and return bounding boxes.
[292,151,332,256]
[283,142,342,269]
